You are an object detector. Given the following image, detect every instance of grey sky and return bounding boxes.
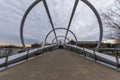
[0,0,114,44]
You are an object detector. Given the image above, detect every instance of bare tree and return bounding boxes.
[101,0,120,42]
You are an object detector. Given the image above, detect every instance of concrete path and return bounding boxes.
[0,49,120,80]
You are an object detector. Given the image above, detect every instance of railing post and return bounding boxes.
[35,48,40,56]
[83,48,86,57]
[4,48,8,57]
[115,48,119,70]
[93,48,97,62]
[5,48,11,68]
[26,48,29,60]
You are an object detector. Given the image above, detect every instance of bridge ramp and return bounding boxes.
[0,49,120,80]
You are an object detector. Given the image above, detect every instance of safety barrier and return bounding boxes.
[0,45,58,70]
[64,44,120,70]
[0,44,119,71]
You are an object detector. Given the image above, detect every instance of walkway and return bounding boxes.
[0,49,120,80]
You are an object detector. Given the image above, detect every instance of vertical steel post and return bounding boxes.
[26,48,29,60]
[83,48,86,57]
[5,49,11,68]
[115,49,119,70]
[35,48,40,56]
[93,48,97,62]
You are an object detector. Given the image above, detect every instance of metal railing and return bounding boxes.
[1,44,119,71]
[0,48,22,58]
[0,45,58,70]
[64,44,120,71]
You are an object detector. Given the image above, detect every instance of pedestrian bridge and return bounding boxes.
[0,44,120,80]
[0,0,120,79]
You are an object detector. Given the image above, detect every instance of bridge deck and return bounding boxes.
[0,49,120,80]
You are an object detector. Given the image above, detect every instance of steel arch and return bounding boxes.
[44,27,78,46]
[20,0,58,48]
[20,0,41,48]
[52,36,70,44]
[20,0,103,49]
[82,0,103,49]
[64,0,103,49]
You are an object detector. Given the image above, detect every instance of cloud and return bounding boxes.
[0,0,115,44]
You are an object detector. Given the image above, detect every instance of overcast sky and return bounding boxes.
[0,0,114,44]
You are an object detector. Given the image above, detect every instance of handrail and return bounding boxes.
[0,44,119,71]
[0,45,58,70]
[64,44,120,70]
